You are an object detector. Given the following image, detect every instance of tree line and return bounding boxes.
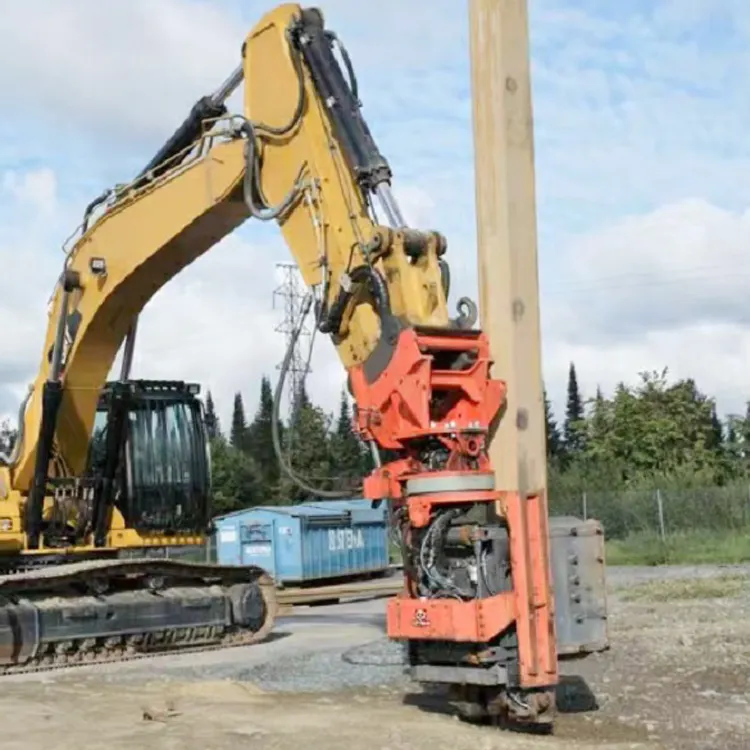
[0,363,746,521]
[208,363,750,516]
[547,363,750,501]
[207,377,370,514]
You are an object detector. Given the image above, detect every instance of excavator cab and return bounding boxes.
[87,380,211,537]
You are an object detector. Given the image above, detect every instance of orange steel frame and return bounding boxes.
[348,326,558,690]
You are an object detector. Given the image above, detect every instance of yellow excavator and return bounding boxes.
[0,2,442,676]
[0,2,604,726]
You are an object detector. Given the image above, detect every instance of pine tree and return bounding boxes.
[330,389,365,490]
[247,376,282,495]
[209,437,262,514]
[335,391,354,440]
[585,385,612,463]
[277,399,333,504]
[564,362,585,455]
[230,391,248,450]
[291,381,311,420]
[204,390,220,441]
[285,380,312,458]
[543,387,562,461]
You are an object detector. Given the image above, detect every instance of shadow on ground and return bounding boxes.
[262,631,294,645]
[402,673,599,733]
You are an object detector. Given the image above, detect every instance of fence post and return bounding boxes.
[582,491,588,521]
[656,489,666,542]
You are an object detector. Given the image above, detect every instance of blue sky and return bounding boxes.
[0,0,749,429]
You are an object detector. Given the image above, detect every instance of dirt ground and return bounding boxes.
[4,564,750,750]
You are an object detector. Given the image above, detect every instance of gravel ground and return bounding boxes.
[4,564,750,749]
[236,638,408,692]
[605,562,750,586]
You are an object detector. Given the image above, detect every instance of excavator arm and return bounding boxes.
[11,5,455,491]
[0,3,560,722]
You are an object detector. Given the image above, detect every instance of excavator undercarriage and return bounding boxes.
[0,557,276,675]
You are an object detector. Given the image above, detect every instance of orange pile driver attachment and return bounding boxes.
[349,324,558,724]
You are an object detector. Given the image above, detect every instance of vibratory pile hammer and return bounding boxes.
[244,4,564,724]
[0,2,607,727]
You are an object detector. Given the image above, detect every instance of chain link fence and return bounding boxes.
[550,484,750,541]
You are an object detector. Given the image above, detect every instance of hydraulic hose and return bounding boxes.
[318,264,391,335]
[324,30,359,104]
[271,295,361,498]
[240,128,305,222]
[81,190,111,233]
[239,40,309,221]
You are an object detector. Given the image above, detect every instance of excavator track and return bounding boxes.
[0,557,278,676]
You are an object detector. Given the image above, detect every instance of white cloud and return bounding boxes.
[543,198,750,418]
[562,199,750,336]
[0,0,242,144]
[1,168,57,215]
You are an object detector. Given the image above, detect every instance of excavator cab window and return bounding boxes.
[88,381,210,535]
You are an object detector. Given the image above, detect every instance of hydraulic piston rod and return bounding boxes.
[374,183,406,228]
[138,65,245,182]
[210,65,244,107]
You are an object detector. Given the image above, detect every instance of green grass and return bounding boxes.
[618,574,747,602]
[605,528,750,566]
[390,528,750,568]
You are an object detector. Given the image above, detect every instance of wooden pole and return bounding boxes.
[468,0,557,693]
[469,0,546,494]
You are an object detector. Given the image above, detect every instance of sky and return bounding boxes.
[0,0,749,431]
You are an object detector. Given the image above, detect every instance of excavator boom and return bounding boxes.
[0,2,572,725]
